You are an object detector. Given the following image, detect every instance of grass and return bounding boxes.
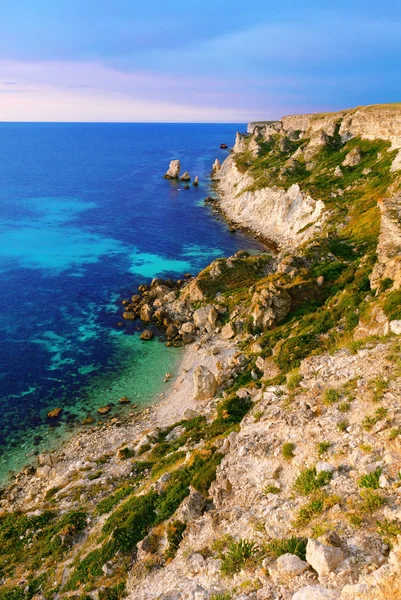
[263,485,281,495]
[337,420,349,432]
[324,388,340,405]
[265,536,307,560]
[362,407,388,431]
[220,539,260,575]
[165,520,187,559]
[282,442,296,460]
[358,467,382,489]
[317,442,331,458]
[360,489,386,513]
[383,290,401,320]
[293,467,333,496]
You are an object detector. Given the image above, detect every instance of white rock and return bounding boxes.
[193,365,217,400]
[306,538,345,578]
[316,461,336,474]
[221,323,235,340]
[164,159,180,178]
[390,320,401,335]
[275,553,309,576]
[292,585,340,600]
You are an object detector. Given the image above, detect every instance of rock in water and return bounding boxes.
[98,405,112,415]
[193,176,199,186]
[180,171,191,181]
[164,159,180,179]
[140,329,154,340]
[193,365,217,400]
[220,143,228,149]
[47,407,63,418]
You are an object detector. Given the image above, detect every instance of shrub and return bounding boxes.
[337,420,349,432]
[98,583,125,600]
[220,539,259,575]
[377,519,401,547]
[191,453,223,495]
[287,371,303,390]
[282,443,295,460]
[358,467,382,489]
[265,536,307,560]
[324,388,340,405]
[293,467,332,496]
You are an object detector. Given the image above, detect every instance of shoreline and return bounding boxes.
[1,334,238,511]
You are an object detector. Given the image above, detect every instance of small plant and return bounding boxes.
[282,442,295,460]
[360,489,386,513]
[263,485,280,495]
[294,497,325,528]
[287,371,303,390]
[359,443,372,454]
[293,467,333,496]
[377,519,401,547]
[316,442,331,458]
[253,409,264,422]
[358,467,382,489]
[372,377,389,402]
[389,428,400,440]
[362,407,388,431]
[338,402,351,413]
[265,536,307,560]
[210,594,232,600]
[220,539,259,575]
[348,512,363,526]
[165,520,187,559]
[324,388,340,405]
[337,420,349,432]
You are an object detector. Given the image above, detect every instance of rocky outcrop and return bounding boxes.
[215,155,326,248]
[193,365,217,400]
[164,159,181,179]
[370,196,401,290]
[180,171,191,181]
[211,158,221,179]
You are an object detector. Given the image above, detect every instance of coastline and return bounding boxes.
[2,334,238,511]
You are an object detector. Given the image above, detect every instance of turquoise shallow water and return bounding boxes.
[0,123,266,480]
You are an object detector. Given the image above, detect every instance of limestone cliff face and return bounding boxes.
[216,155,325,248]
[217,104,401,250]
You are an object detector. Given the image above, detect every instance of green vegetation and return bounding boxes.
[220,539,260,575]
[265,536,307,560]
[360,489,386,513]
[383,290,401,320]
[324,388,340,405]
[358,468,382,489]
[293,467,333,496]
[282,442,296,460]
[165,520,187,559]
[317,442,331,458]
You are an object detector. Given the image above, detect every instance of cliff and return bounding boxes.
[3,104,401,600]
[215,103,401,250]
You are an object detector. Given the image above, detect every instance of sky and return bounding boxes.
[0,0,400,122]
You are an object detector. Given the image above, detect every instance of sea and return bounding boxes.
[0,122,266,481]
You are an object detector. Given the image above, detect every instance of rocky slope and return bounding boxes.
[2,104,401,600]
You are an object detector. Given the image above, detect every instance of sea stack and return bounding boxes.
[164,159,180,179]
[193,175,199,186]
[180,171,191,181]
[211,158,221,179]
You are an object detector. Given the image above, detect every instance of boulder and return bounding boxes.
[123,311,136,320]
[97,405,112,415]
[119,396,130,404]
[193,305,218,330]
[221,323,235,340]
[220,143,228,149]
[306,538,345,578]
[181,322,196,334]
[251,285,291,329]
[140,303,153,322]
[342,147,362,167]
[316,461,336,474]
[140,329,154,340]
[274,553,309,577]
[164,159,180,179]
[47,407,63,418]
[292,586,339,600]
[390,320,401,335]
[176,490,206,522]
[193,176,199,186]
[180,171,191,181]
[193,365,217,400]
[166,323,178,339]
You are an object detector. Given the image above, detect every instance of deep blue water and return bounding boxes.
[0,122,265,478]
